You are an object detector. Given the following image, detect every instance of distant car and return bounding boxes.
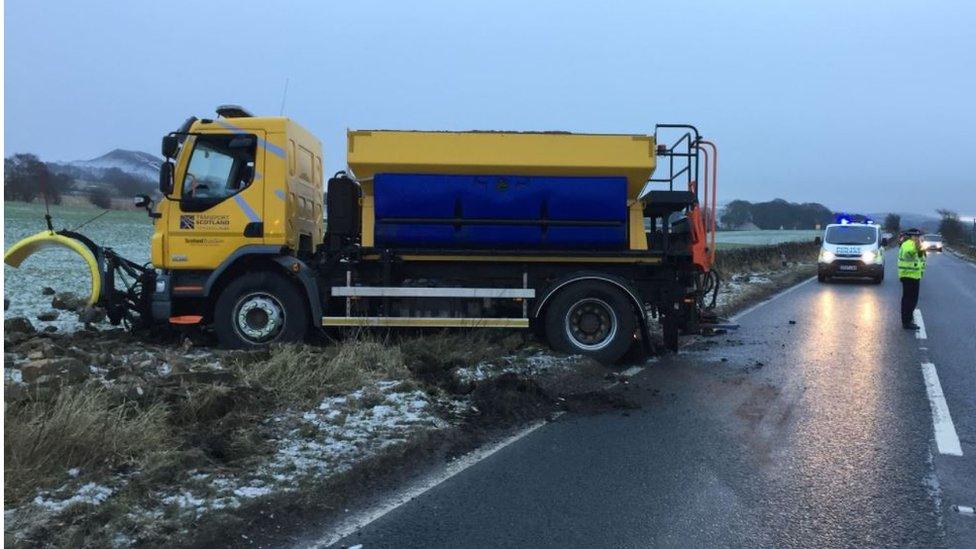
[921,234,943,252]
[817,222,885,284]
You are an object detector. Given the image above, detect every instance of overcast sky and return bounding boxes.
[5,0,975,216]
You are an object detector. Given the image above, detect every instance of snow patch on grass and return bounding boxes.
[456,352,579,384]
[32,482,114,512]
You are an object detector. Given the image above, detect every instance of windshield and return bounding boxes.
[181,135,256,206]
[924,234,942,242]
[824,226,878,245]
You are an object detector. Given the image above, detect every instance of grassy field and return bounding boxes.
[3,201,152,327]
[714,229,819,249]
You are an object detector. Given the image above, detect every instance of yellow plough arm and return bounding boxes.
[4,230,102,306]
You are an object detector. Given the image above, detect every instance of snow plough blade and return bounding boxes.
[4,230,103,306]
[5,229,154,328]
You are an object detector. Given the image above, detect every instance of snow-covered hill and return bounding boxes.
[63,149,161,182]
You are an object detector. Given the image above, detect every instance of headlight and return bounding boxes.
[820,250,835,263]
[861,250,882,264]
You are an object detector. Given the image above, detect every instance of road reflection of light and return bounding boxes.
[784,285,886,514]
[818,291,835,323]
[860,293,877,322]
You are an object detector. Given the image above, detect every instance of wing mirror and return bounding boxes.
[881,237,889,246]
[134,194,161,219]
[133,195,151,209]
[159,162,174,195]
[161,135,179,159]
[814,236,822,245]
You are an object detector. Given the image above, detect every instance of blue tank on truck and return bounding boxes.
[373,173,628,249]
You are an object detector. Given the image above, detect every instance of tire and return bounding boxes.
[873,274,884,284]
[529,317,548,345]
[214,271,309,349]
[543,281,637,364]
[817,272,828,283]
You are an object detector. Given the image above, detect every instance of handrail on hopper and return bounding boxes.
[645,124,700,194]
[698,140,719,266]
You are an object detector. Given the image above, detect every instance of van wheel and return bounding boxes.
[214,271,308,349]
[818,273,828,283]
[544,281,636,364]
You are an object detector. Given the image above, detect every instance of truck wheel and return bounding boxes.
[544,281,636,364]
[214,271,309,349]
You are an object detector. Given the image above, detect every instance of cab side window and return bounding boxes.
[180,134,256,211]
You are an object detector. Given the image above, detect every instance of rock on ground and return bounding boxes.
[5,317,36,334]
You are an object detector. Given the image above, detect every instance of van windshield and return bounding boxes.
[825,226,877,245]
[924,234,942,242]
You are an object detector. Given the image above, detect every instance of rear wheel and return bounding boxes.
[214,271,309,349]
[544,281,637,364]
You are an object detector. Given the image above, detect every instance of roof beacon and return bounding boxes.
[216,105,253,118]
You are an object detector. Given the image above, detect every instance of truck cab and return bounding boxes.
[153,107,324,271]
[149,107,324,336]
[817,222,885,284]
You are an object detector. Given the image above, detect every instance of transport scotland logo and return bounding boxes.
[180,215,195,229]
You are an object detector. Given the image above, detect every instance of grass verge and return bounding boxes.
[4,384,171,503]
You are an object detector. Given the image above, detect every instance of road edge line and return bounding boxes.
[730,276,816,322]
[312,417,554,547]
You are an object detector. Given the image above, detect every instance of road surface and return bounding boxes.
[325,250,976,548]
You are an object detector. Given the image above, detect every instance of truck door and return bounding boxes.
[165,131,265,269]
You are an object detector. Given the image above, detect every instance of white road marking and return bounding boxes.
[913,309,927,340]
[946,248,976,270]
[310,418,554,548]
[730,276,817,322]
[620,366,644,378]
[920,362,963,456]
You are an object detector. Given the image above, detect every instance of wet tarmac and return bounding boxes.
[327,250,976,548]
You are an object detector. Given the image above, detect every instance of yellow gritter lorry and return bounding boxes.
[5,106,720,363]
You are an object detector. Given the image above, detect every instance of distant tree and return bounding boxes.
[4,154,44,202]
[101,168,154,196]
[3,153,73,204]
[936,209,966,244]
[796,202,834,229]
[88,187,113,209]
[45,172,73,205]
[751,199,795,229]
[720,198,833,230]
[883,213,901,234]
[721,200,753,229]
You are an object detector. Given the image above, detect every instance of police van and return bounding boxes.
[817,221,887,284]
